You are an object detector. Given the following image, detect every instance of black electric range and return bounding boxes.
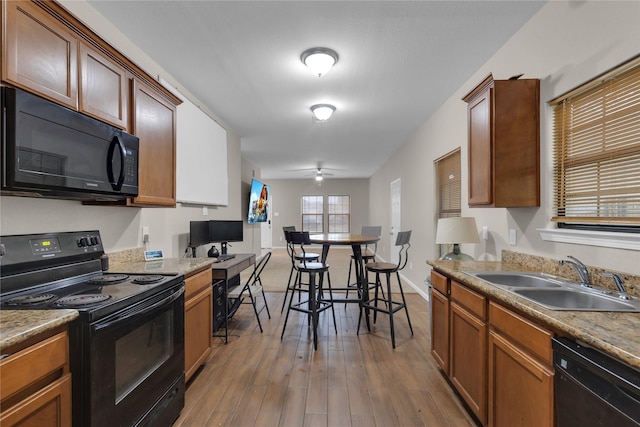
[0,230,183,322]
[0,230,186,427]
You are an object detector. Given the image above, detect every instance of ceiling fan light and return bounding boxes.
[315,174,323,181]
[301,47,338,77]
[311,104,336,121]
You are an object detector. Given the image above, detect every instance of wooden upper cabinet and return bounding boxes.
[129,78,177,207]
[2,0,78,109]
[79,42,128,129]
[463,74,540,207]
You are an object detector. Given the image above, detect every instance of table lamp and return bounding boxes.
[435,217,480,260]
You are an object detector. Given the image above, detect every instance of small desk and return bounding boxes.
[210,253,256,343]
[309,234,379,327]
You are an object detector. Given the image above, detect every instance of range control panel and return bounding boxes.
[0,230,104,274]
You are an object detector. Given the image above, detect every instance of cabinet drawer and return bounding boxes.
[431,270,449,295]
[0,373,72,427]
[489,302,553,365]
[0,331,68,402]
[185,268,212,300]
[451,281,486,320]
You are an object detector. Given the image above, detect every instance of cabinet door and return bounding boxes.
[79,42,128,129]
[185,285,213,382]
[450,301,487,425]
[467,86,492,205]
[488,330,553,427]
[2,1,78,108]
[430,288,450,374]
[130,78,177,206]
[0,373,72,427]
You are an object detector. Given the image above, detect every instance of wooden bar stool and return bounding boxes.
[281,231,337,350]
[357,230,414,349]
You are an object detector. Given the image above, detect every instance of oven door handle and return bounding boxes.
[93,286,184,332]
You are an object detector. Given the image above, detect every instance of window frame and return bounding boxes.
[301,195,324,233]
[327,195,351,233]
[549,54,640,232]
[435,148,462,257]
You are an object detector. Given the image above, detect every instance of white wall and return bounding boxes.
[371,0,640,289]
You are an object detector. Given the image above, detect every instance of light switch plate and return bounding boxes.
[509,229,517,245]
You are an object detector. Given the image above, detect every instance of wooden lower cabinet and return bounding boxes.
[429,271,555,427]
[184,268,213,382]
[488,302,554,427]
[0,327,72,427]
[450,281,487,425]
[430,284,450,374]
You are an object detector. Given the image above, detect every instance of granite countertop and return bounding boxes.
[0,310,79,351]
[109,257,215,277]
[428,259,640,370]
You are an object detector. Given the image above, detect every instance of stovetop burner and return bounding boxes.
[54,294,112,307]
[4,293,58,306]
[132,275,164,284]
[87,274,130,285]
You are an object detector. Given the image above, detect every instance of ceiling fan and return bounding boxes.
[305,168,334,181]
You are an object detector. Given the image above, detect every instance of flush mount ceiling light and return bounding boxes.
[301,47,339,77]
[310,104,336,121]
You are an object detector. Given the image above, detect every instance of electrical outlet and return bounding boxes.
[142,226,150,243]
[202,206,208,216]
[509,228,517,245]
[482,226,489,240]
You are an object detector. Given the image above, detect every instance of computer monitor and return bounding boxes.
[208,220,244,255]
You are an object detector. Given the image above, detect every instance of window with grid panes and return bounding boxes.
[550,55,640,231]
[328,195,350,233]
[435,149,462,257]
[301,195,323,232]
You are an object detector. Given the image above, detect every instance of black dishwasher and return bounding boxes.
[552,337,640,427]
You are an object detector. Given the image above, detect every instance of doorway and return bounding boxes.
[390,178,401,264]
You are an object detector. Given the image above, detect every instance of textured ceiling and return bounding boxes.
[85,1,545,179]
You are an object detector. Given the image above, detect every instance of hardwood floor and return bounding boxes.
[175,291,477,427]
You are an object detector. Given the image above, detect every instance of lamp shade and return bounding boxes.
[311,104,336,121]
[435,217,480,244]
[301,47,339,77]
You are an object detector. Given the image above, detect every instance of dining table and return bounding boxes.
[308,233,380,328]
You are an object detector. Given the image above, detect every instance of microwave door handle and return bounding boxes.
[107,135,127,191]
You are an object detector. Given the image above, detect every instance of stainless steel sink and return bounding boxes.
[467,272,563,288]
[513,289,640,312]
[464,270,640,312]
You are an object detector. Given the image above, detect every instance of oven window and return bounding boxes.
[114,310,174,403]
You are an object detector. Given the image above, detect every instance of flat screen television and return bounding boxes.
[248,178,270,223]
[208,220,244,255]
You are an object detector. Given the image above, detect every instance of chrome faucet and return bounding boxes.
[603,272,631,300]
[558,256,591,287]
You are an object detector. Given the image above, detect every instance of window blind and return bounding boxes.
[550,56,640,226]
[435,149,461,219]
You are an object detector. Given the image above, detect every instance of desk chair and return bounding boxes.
[281,231,337,350]
[227,252,272,332]
[281,227,319,313]
[358,230,414,348]
[345,225,382,302]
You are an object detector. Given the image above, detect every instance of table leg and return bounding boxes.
[352,244,371,331]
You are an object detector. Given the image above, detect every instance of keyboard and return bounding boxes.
[216,254,236,262]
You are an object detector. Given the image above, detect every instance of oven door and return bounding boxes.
[79,284,185,427]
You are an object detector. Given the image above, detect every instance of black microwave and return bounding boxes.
[1,87,138,200]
